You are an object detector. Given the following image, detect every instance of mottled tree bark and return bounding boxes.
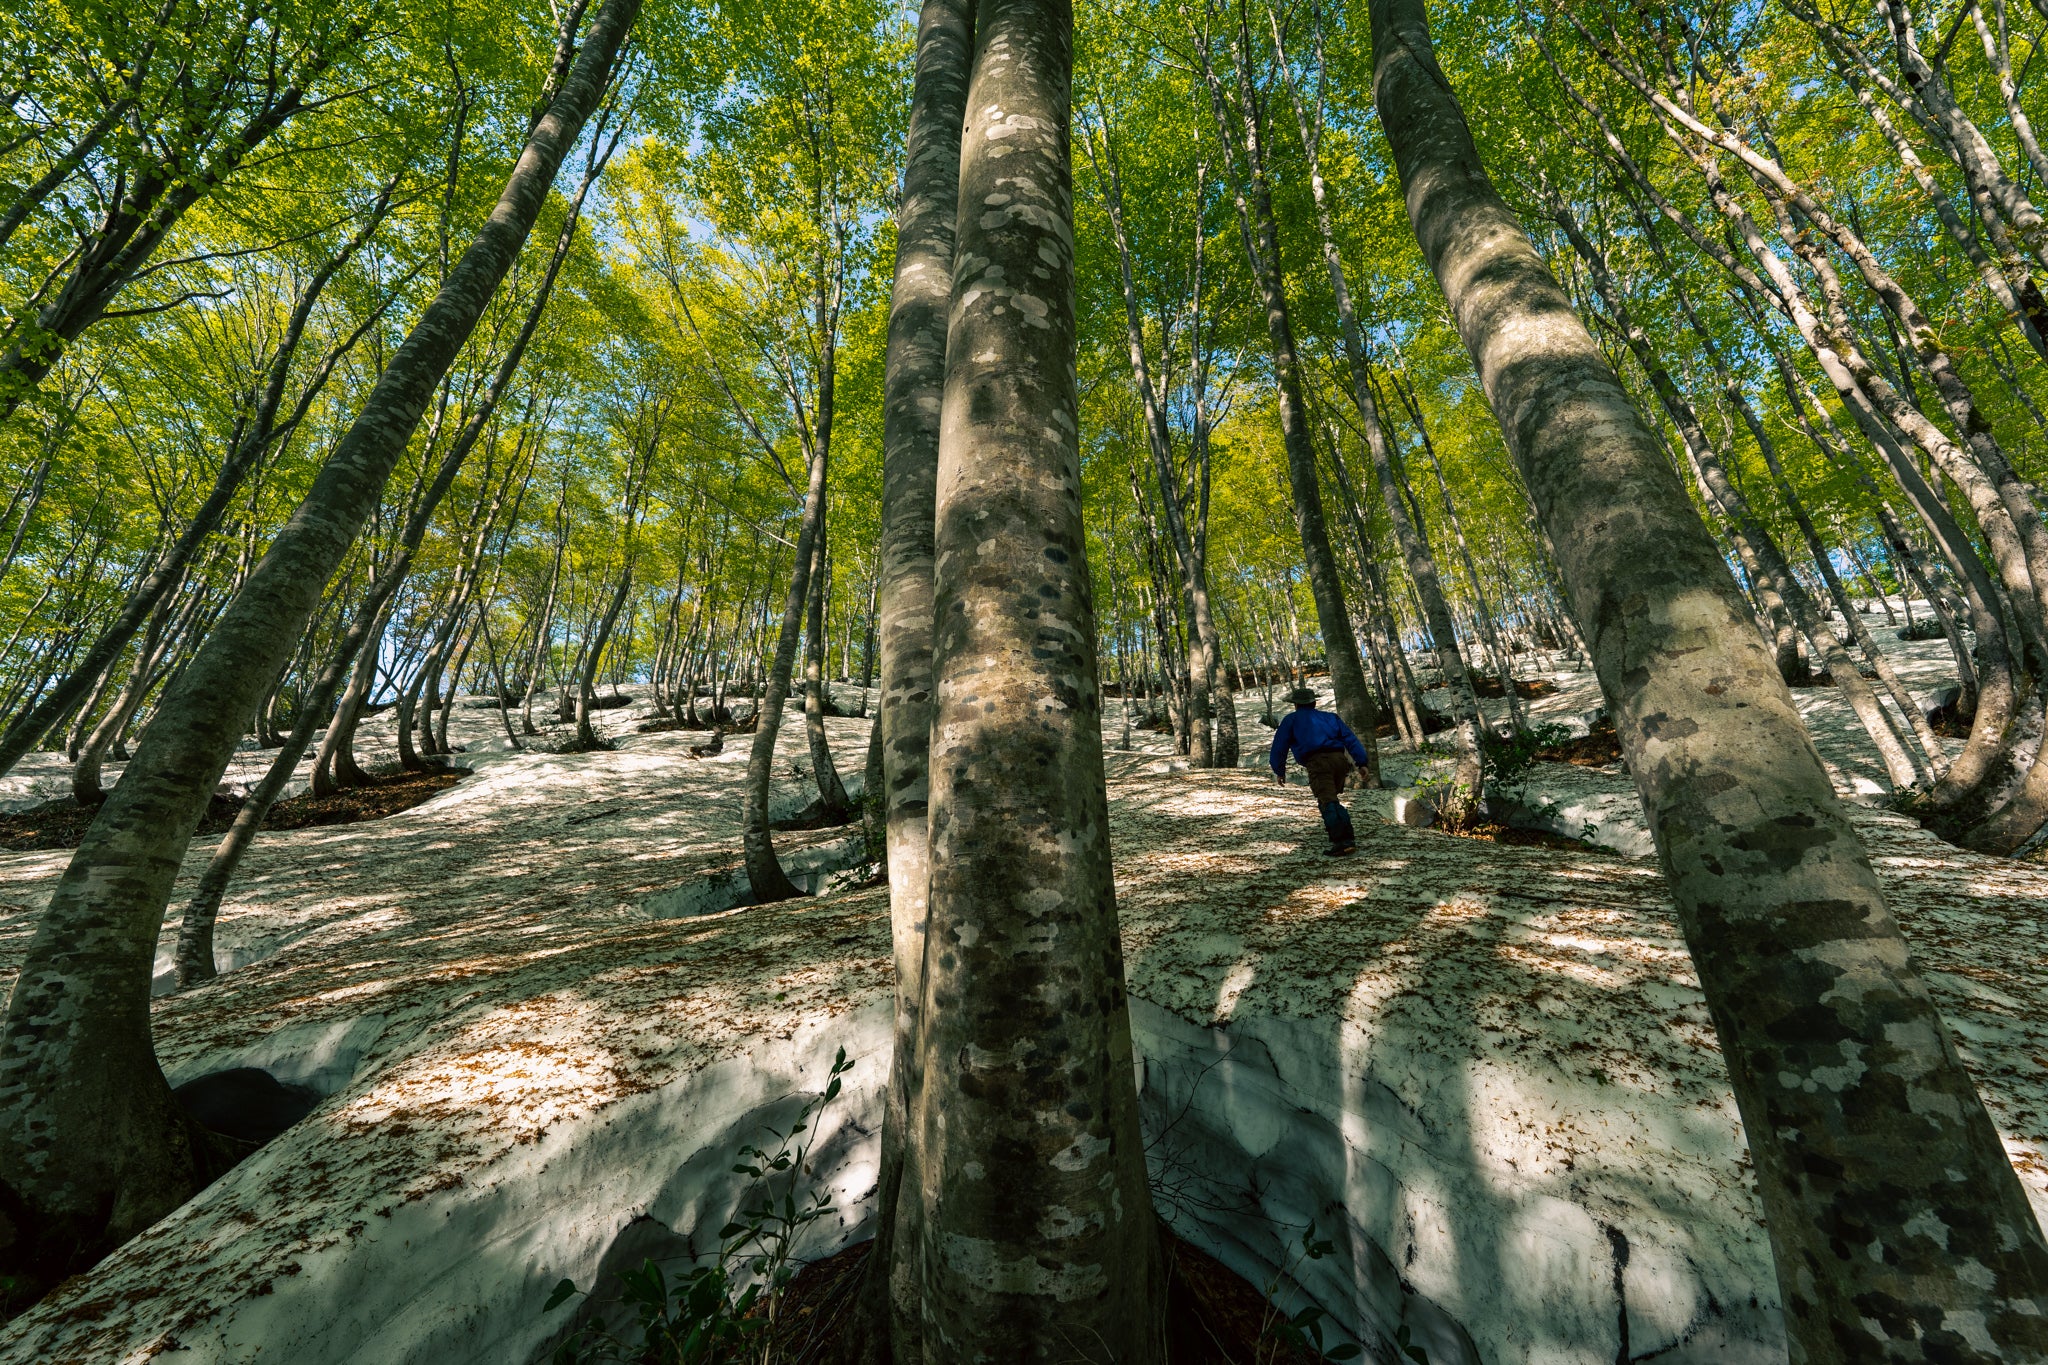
[868,0,971,1355]
[914,0,1163,1357]
[0,0,640,1283]
[1372,1,2048,1357]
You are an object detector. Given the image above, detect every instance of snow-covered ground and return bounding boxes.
[0,605,2040,1364]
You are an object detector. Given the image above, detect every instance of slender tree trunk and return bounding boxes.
[1086,111,1219,767]
[1372,3,2048,1356]
[802,536,850,818]
[868,2,971,1353]
[1361,412,1487,808]
[741,447,827,905]
[1554,198,1924,788]
[914,1,1163,1354]
[71,578,204,805]
[1194,15,1379,775]
[577,569,633,749]
[0,0,640,1284]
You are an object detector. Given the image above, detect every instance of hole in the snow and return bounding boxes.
[639,837,873,919]
[173,1066,321,1146]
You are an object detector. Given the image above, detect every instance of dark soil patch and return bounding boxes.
[1468,674,1554,699]
[1533,720,1623,768]
[0,764,467,853]
[634,715,709,734]
[1931,710,1974,739]
[770,1235,1348,1363]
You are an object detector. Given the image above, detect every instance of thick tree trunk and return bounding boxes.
[868,1,972,1354]
[912,0,1163,1357]
[0,0,640,1285]
[1372,2,2048,1356]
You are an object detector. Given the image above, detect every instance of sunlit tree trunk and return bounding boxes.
[914,0,1163,1355]
[740,443,825,904]
[1372,2,2048,1356]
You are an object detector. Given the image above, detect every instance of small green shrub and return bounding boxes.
[1898,618,1947,642]
[1478,722,1573,789]
[1256,1225,1364,1362]
[544,1047,855,1364]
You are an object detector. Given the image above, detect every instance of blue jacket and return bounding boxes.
[1270,707,1370,779]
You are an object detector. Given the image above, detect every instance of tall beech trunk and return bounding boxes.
[912,0,1163,1355]
[1394,374,1527,734]
[0,0,640,1285]
[312,597,391,795]
[523,496,570,735]
[1194,15,1379,776]
[1372,1,2048,1356]
[868,1,971,1354]
[575,568,632,749]
[1328,438,1429,743]
[71,577,212,806]
[1360,410,1486,806]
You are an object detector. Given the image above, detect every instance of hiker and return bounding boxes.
[1269,686,1369,855]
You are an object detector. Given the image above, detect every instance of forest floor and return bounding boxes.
[0,600,2039,1365]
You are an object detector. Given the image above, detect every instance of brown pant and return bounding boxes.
[1301,750,1353,805]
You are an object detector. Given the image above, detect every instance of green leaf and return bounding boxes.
[543,1278,579,1312]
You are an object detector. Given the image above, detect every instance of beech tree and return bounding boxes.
[1372,0,2048,1354]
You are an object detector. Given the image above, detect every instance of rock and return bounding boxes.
[1925,684,1963,725]
[1488,765,1657,858]
[1392,787,1437,827]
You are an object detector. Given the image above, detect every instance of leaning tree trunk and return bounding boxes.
[1372,1,2048,1356]
[0,0,641,1288]
[911,0,1164,1356]
[740,444,827,905]
[866,1,971,1351]
[69,576,189,805]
